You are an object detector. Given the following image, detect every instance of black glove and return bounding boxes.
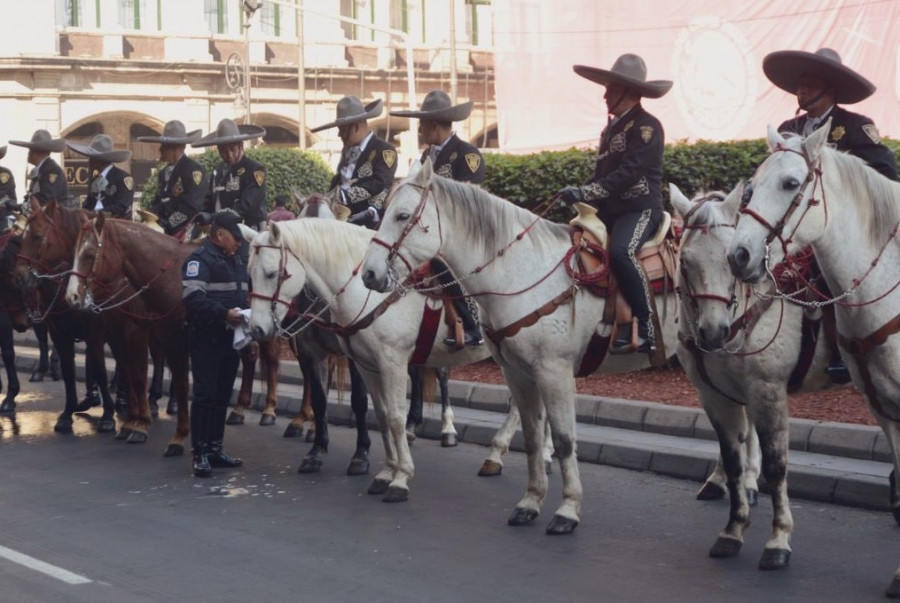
[558,186,584,205]
[348,211,369,226]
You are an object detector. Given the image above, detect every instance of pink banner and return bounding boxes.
[493,0,900,152]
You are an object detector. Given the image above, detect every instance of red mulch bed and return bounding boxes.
[450,359,875,426]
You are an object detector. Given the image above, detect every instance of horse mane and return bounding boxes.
[818,146,900,246]
[273,219,374,276]
[428,176,570,260]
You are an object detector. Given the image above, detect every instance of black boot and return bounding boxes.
[192,444,212,478]
[610,320,654,355]
[74,385,101,412]
[207,440,243,468]
[442,329,484,347]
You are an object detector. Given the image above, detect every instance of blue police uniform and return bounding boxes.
[182,219,248,476]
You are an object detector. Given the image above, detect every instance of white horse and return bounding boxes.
[360,160,679,534]
[246,219,490,502]
[671,182,833,570]
[727,121,900,596]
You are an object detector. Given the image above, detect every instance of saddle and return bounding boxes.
[568,202,678,365]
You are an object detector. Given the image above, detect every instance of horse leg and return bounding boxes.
[501,372,550,529]
[406,365,423,444]
[226,347,255,425]
[748,396,793,570]
[147,339,165,419]
[479,399,518,476]
[48,323,78,433]
[702,392,753,560]
[347,359,371,476]
[124,327,151,445]
[873,416,900,526]
[436,367,457,447]
[0,313,18,413]
[162,329,190,457]
[364,361,411,503]
[285,348,319,438]
[698,429,761,506]
[297,355,329,474]
[29,321,49,382]
[258,338,280,426]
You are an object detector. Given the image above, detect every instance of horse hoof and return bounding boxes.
[709,536,743,558]
[164,443,184,457]
[115,428,132,441]
[383,486,409,503]
[0,399,16,414]
[29,372,45,383]
[225,411,245,425]
[886,577,900,598]
[347,457,370,476]
[478,460,503,477]
[97,419,116,434]
[759,548,791,570]
[149,400,159,419]
[507,507,539,526]
[165,399,177,416]
[546,515,578,535]
[127,431,148,444]
[283,424,303,438]
[406,430,416,445]
[367,478,391,495]
[696,481,727,501]
[297,455,324,474]
[259,413,276,427]
[441,433,458,447]
[746,489,759,507]
[54,417,74,433]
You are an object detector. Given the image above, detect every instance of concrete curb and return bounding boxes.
[10,333,893,513]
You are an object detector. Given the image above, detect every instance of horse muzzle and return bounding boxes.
[362,268,391,293]
[727,244,765,284]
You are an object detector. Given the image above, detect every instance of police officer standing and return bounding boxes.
[182,209,248,477]
[67,134,135,218]
[311,96,397,228]
[558,53,673,354]
[138,120,207,237]
[390,90,485,346]
[9,129,68,208]
[193,118,267,234]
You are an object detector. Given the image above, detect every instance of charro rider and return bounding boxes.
[67,134,135,218]
[311,95,397,229]
[763,47,898,382]
[10,129,69,208]
[557,53,672,354]
[0,145,17,230]
[182,209,248,478]
[138,120,207,237]
[390,90,485,347]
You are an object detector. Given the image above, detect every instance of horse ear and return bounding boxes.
[407,158,423,180]
[802,117,831,164]
[766,124,784,152]
[668,184,692,219]
[721,180,745,219]
[416,156,433,185]
[270,222,282,244]
[238,224,257,243]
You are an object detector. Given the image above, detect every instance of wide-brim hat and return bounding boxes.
[66,134,132,163]
[573,53,673,99]
[762,47,875,104]
[137,120,202,144]
[192,118,266,147]
[310,97,383,133]
[10,129,67,153]
[389,90,473,122]
[0,145,6,160]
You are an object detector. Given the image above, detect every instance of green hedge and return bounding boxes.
[140,147,333,211]
[482,138,900,221]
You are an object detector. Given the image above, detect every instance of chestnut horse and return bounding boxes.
[0,229,26,413]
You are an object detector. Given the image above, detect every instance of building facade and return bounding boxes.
[0,0,496,198]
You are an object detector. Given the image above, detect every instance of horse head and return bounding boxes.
[728,121,831,283]
[361,158,440,292]
[671,182,744,350]
[66,212,104,310]
[247,223,305,341]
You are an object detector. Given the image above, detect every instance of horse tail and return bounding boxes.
[327,354,348,405]
[420,367,439,405]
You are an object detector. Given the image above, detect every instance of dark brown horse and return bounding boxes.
[0,229,26,413]
[14,199,116,433]
[66,212,191,455]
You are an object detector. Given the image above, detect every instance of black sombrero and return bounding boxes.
[311,97,383,133]
[573,53,672,99]
[192,118,266,147]
[389,90,473,122]
[763,47,875,105]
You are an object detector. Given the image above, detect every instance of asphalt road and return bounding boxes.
[2,371,900,602]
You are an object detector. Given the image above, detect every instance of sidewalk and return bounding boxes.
[10,331,892,512]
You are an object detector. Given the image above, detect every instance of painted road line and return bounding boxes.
[0,544,91,585]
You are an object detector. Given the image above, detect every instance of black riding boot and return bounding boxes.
[208,440,243,468]
[192,443,212,478]
[610,320,654,354]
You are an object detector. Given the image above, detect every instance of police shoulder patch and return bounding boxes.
[253,170,265,186]
[124,176,134,191]
[0,173,9,184]
[640,126,654,143]
[185,260,200,277]
[192,170,203,185]
[465,153,481,173]
[48,173,58,184]
[382,149,396,168]
[862,124,881,144]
